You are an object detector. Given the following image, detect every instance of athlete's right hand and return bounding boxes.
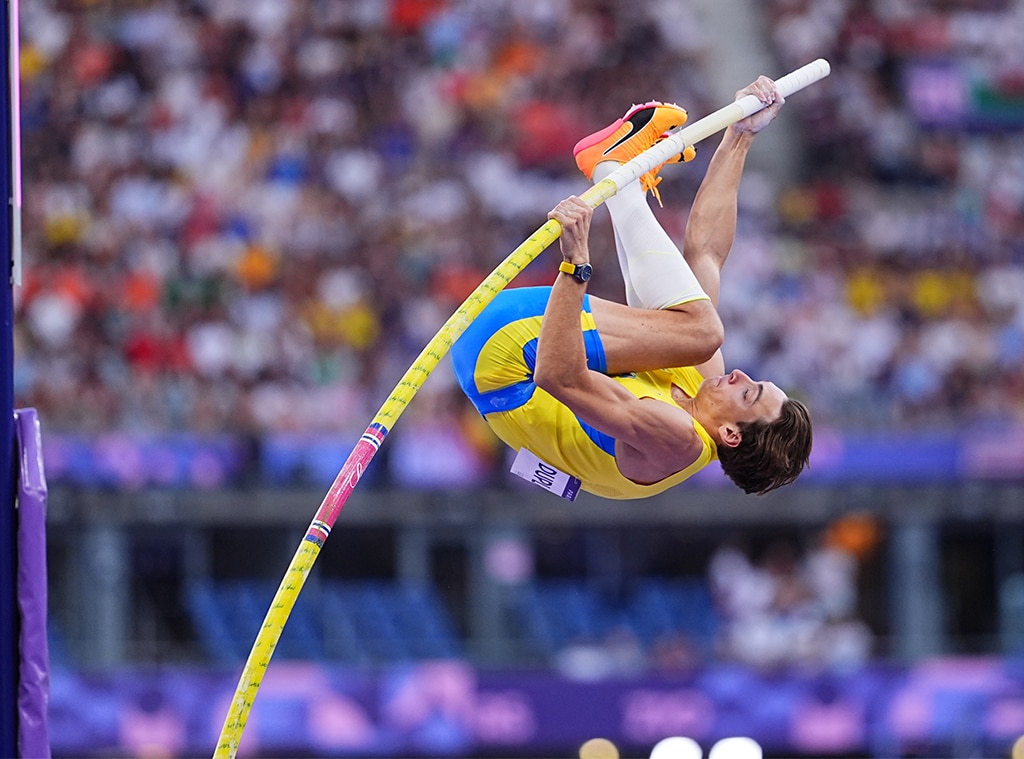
[733,76,785,134]
[548,196,593,266]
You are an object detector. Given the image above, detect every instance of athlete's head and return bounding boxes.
[697,370,813,495]
[717,397,813,494]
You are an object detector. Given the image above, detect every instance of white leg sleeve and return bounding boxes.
[612,223,643,308]
[594,162,709,310]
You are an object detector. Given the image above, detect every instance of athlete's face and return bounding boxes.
[698,369,787,445]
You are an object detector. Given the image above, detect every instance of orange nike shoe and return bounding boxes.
[573,101,697,204]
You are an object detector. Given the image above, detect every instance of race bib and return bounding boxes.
[510,448,582,501]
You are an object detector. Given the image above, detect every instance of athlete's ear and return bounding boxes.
[718,423,742,448]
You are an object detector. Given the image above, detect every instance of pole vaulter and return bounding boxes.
[213,58,831,759]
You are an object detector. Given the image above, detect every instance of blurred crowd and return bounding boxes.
[756,0,1024,430]
[709,512,881,671]
[13,0,1024,467]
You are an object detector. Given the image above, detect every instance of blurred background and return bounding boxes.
[12,0,1024,756]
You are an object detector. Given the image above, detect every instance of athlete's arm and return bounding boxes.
[684,76,783,308]
[685,76,784,379]
[534,197,706,470]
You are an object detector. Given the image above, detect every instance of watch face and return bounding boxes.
[576,263,593,282]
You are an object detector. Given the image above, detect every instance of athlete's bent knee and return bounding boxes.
[677,299,724,362]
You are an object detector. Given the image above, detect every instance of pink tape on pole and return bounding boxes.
[310,422,389,533]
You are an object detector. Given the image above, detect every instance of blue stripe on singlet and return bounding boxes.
[578,420,616,456]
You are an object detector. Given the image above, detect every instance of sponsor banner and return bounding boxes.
[49,658,1024,757]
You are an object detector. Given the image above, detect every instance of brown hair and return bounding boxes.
[717,398,813,495]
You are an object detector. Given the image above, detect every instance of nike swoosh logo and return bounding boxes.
[602,107,657,156]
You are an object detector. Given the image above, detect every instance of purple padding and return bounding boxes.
[16,408,51,759]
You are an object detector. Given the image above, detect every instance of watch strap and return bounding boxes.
[559,261,592,283]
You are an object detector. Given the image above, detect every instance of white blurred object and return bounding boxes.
[708,737,762,759]
[649,736,703,759]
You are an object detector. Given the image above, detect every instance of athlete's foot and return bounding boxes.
[573,101,697,204]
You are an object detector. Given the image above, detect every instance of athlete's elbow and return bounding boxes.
[534,363,576,398]
[533,364,560,394]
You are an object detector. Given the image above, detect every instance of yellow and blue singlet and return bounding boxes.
[451,287,717,499]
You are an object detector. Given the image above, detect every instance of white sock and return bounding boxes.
[594,161,709,309]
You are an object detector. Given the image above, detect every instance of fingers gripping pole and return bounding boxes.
[212,57,831,759]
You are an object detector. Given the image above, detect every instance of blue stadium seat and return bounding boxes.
[514,578,719,660]
[183,578,466,665]
[319,580,463,663]
[394,584,462,659]
[184,580,248,665]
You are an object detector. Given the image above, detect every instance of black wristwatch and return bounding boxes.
[559,260,592,283]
